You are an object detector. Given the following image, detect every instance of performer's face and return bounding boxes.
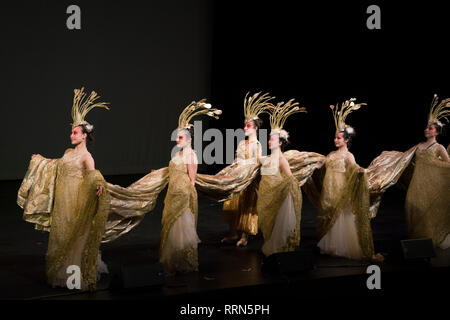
[269,134,281,151]
[424,124,438,138]
[70,126,86,145]
[334,132,347,148]
[244,121,257,137]
[176,130,191,148]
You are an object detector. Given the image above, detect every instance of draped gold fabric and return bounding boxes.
[17,151,109,291]
[195,150,326,202]
[352,143,449,249]
[17,156,170,244]
[196,160,260,235]
[100,150,325,241]
[284,150,326,186]
[304,153,375,260]
[405,149,450,247]
[195,150,325,235]
[195,160,261,202]
[366,146,418,218]
[103,167,169,243]
[17,148,323,246]
[258,169,302,253]
[17,155,59,231]
[160,152,198,274]
[306,146,419,220]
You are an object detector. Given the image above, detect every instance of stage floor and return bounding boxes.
[1,175,449,301]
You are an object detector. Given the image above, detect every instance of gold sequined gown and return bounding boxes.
[315,151,375,260]
[405,143,450,249]
[222,139,262,236]
[257,155,302,256]
[17,149,109,291]
[159,150,200,275]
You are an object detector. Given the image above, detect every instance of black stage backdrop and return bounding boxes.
[209,0,449,173]
[0,0,212,180]
[1,1,449,180]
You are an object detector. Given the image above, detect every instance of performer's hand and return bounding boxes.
[96,185,103,197]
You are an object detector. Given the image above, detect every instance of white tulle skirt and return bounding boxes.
[97,251,109,278]
[160,209,201,273]
[439,234,450,250]
[262,194,297,256]
[318,207,363,260]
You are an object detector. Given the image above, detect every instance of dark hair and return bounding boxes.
[339,127,356,148]
[78,124,94,142]
[180,127,194,144]
[430,122,444,136]
[271,134,290,152]
[250,118,263,130]
[280,136,290,152]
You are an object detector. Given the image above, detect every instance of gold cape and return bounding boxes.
[104,150,325,239]
[17,153,109,291]
[16,154,169,244]
[104,167,169,242]
[195,150,326,201]
[18,150,326,245]
[366,146,418,218]
[198,150,326,235]
[103,161,259,241]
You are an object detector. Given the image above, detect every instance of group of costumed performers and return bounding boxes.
[17,88,450,290]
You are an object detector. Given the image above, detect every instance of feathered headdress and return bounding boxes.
[269,98,307,140]
[71,87,110,132]
[330,98,366,135]
[428,94,450,128]
[178,98,222,130]
[243,92,275,123]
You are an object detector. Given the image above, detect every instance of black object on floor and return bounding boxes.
[401,238,436,260]
[111,262,165,290]
[262,248,316,275]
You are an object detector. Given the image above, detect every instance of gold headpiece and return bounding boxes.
[269,98,307,140]
[243,92,275,123]
[71,87,110,132]
[330,98,366,133]
[428,94,450,127]
[178,98,222,130]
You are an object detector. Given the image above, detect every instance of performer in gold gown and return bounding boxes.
[257,99,306,256]
[222,92,274,247]
[366,94,450,249]
[17,87,110,290]
[306,99,382,261]
[159,99,222,275]
[404,95,450,248]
